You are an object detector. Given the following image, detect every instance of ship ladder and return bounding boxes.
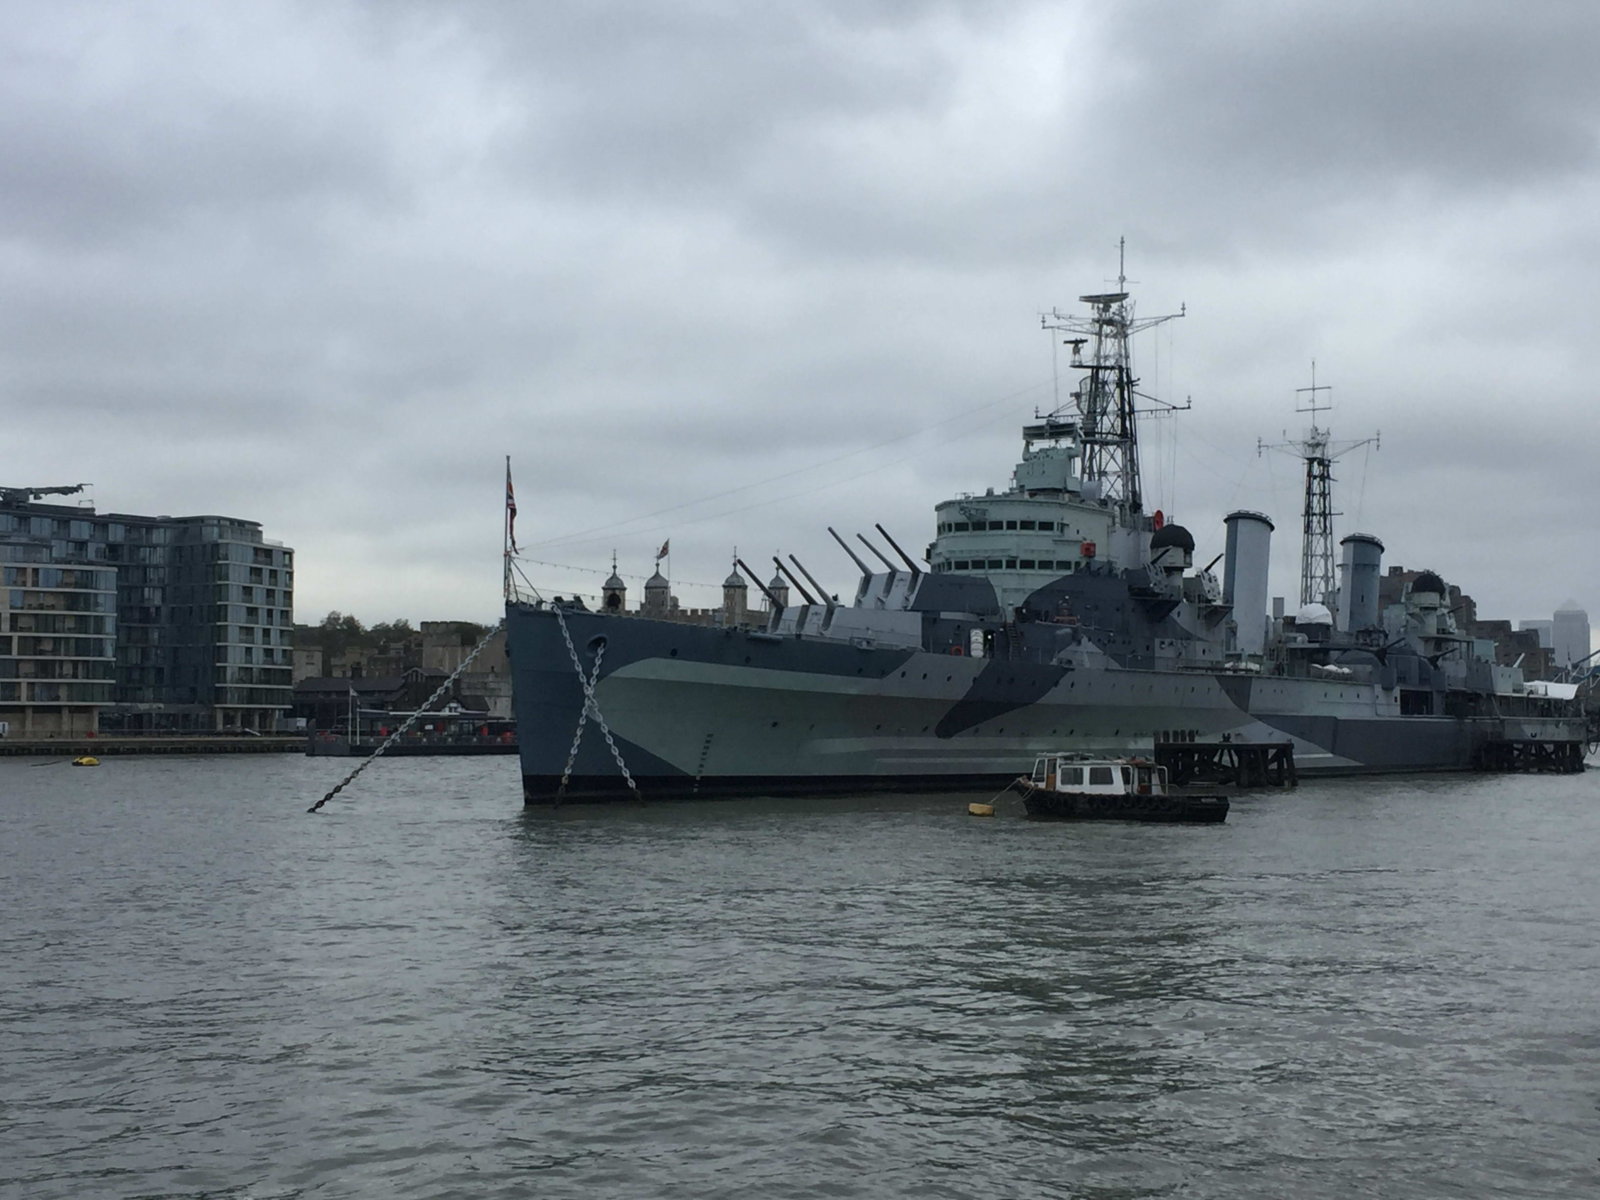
[552,605,640,800]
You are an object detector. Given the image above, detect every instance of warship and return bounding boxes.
[505,273,1587,803]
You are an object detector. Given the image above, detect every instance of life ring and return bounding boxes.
[950,645,965,656]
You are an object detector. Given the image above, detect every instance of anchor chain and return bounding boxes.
[552,604,639,799]
[556,639,605,792]
[307,619,505,813]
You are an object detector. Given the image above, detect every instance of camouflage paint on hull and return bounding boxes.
[507,603,1557,804]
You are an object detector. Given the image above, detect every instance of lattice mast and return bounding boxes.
[1258,364,1379,607]
[1042,239,1185,518]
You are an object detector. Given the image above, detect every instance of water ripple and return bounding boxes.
[2,757,1598,1197]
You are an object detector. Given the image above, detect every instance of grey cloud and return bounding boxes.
[1,0,1595,630]
[1094,2,1600,240]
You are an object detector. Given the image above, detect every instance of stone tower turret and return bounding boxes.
[643,568,671,617]
[602,553,627,613]
[766,569,789,611]
[722,563,748,626]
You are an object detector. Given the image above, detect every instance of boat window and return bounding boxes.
[1005,559,1017,569]
[1006,521,1018,530]
[1031,759,1048,783]
[988,521,1005,531]
[1088,766,1113,785]
[1020,520,1036,530]
[987,559,1003,569]
[1062,767,1083,785]
[954,522,970,532]
[1039,521,1055,531]
[1019,560,1035,570]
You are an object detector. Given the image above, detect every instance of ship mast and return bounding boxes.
[1042,240,1185,518]
[1258,363,1379,607]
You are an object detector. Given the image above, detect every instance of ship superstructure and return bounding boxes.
[504,273,1586,803]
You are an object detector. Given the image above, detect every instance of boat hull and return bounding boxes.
[507,602,1585,804]
[1021,789,1229,823]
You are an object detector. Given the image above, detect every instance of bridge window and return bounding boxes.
[1019,560,1036,569]
[1039,521,1055,531]
[1020,520,1036,530]
[953,522,970,532]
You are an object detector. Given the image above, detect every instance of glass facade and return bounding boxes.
[0,502,294,735]
[0,539,117,733]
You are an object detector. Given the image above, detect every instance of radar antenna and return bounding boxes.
[1041,238,1185,516]
[1258,363,1379,607]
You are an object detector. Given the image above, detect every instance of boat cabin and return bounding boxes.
[1028,754,1169,796]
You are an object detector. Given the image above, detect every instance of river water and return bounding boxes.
[3,754,1597,1199]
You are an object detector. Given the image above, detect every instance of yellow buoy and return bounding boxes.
[72,756,100,767]
[967,802,995,817]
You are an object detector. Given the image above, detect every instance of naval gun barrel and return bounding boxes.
[828,527,872,580]
[875,524,922,581]
[737,557,784,615]
[857,533,898,573]
[789,555,834,610]
[772,556,817,606]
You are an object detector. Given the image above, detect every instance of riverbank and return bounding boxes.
[0,735,302,757]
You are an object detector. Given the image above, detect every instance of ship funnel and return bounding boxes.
[1337,533,1384,631]
[1223,511,1274,655]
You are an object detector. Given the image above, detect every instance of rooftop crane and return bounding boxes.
[0,483,89,505]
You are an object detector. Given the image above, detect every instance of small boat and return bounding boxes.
[1017,753,1228,823]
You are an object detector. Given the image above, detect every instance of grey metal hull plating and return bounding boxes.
[507,603,1573,803]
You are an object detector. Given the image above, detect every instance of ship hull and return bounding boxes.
[507,602,1584,804]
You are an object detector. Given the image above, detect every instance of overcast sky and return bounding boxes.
[5,0,1597,642]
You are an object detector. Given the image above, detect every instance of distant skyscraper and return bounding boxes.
[1552,601,1590,669]
[1518,619,1553,648]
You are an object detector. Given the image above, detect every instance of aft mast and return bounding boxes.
[1042,239,1185,521]
[1258,364,1379,607]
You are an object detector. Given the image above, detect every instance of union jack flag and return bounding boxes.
[505,461,519,554]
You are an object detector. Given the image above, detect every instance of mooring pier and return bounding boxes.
[1154,734,1298,788]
